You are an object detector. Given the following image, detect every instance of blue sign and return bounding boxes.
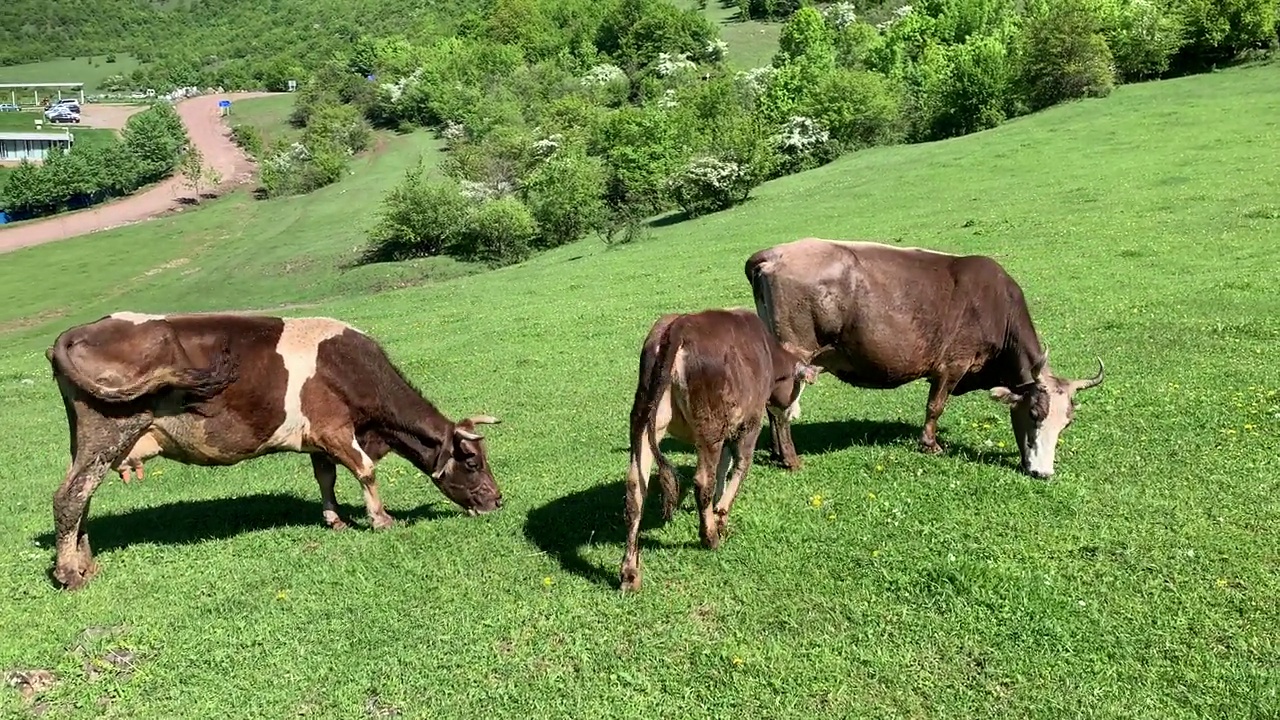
[218,100,231,108]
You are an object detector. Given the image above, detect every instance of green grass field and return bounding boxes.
[1,63,1278,718]
[687,0,783,69]
[226,93,302,147]
[0,55,140,96]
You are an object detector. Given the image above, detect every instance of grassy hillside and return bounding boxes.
[1,63,1278,718]
[0,55,141,94]
[0,124,471,339]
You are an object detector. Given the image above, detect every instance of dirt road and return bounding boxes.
[0,91,282,255]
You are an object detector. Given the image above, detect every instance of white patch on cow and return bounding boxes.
[351,436,374,477]
[263,318,357,452]
[110,311,165,324]
[785,381,806,421]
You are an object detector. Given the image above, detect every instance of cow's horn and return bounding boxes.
[1074,357,1105,391]
[456,427,484,441]
[465,415,501,426]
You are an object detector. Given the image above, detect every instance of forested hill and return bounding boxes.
[0,0,487,86]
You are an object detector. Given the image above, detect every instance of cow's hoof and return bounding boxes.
[371,514,395,530]
[327,518,350,531]
[918,439,944,455]
[619,569,641,593]
[54,563,97,591]
[715,516,732,539]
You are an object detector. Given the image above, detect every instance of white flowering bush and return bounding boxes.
[823,2,858,31]
[735,66,775,97]
[774,116,830,155]
[655,52,697,78]
[531,133,564,158]
[704,39,729,63]
[658,89,680,109]
[582,63,626,86]
[667,155,754,217]
[458,178,515,202]
[877,4,913,31]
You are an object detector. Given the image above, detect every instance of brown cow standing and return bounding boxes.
[745,238,1104,479]
[620,308,820,592]
[46,311,504,590]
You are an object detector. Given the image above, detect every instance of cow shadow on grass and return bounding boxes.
[31,492,455,556]
[605,418,1021,473]
[523,466,702,589]
[777,418,1022,472]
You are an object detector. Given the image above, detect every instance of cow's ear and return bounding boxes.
[795,362,821,385]
[989,387,1023,406]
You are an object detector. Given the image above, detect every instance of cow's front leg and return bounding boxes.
[325,430,395,529]
[766,406,802,470]
[920,375,959,454]
[310,454,350,530]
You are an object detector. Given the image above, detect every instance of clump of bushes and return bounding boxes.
[324,0,1280,269]
[2,103,189,220]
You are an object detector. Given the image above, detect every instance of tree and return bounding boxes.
[179,144,207,202]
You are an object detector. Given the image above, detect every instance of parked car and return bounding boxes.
[46,111,80,124]
[0,103,20,112]
[45,103,80,116]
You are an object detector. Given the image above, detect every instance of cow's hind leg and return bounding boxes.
[920,374,960,454]
[620,398,673,593]
[693,440,726,550]
[714,417,762,538]
[52,410,150,590]
[310,454,351,530]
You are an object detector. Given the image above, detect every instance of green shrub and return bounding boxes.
[121,102,189,184]
[1102,0,1187,80]
[1017,0,1116,112]
[303,102,373,154]
[591,104,693,213]
[230,124,264,157]
[1172,0,1278,67]
[521,141,609,248]
[774,6,836,66]
[364,161,471,261]
[934,34,1016,138]
[457,196,538,266]
[801,67,906,149]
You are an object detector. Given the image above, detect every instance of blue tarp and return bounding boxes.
[0,210,8,225]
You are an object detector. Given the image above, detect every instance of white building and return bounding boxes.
[0,131,75,163]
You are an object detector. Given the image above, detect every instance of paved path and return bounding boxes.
[0,91,282,255]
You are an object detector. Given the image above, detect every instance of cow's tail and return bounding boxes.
[744,250,779,336]
[629,319,682,513]
[48,325,239,404]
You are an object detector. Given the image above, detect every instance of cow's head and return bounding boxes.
[773,342,827,420]
[989,355,1105,479]
[432,415,503,515]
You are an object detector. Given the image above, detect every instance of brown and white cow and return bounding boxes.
[745,238,1105,479]
[620,308,820,592]
[46,311,504,590]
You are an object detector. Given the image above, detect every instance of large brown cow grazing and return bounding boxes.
[620,308,821,592]
[745,238,1105,479]
[46,311,504,590]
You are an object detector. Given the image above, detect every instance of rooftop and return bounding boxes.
[0,83,84,88]
[0,131,74,141]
